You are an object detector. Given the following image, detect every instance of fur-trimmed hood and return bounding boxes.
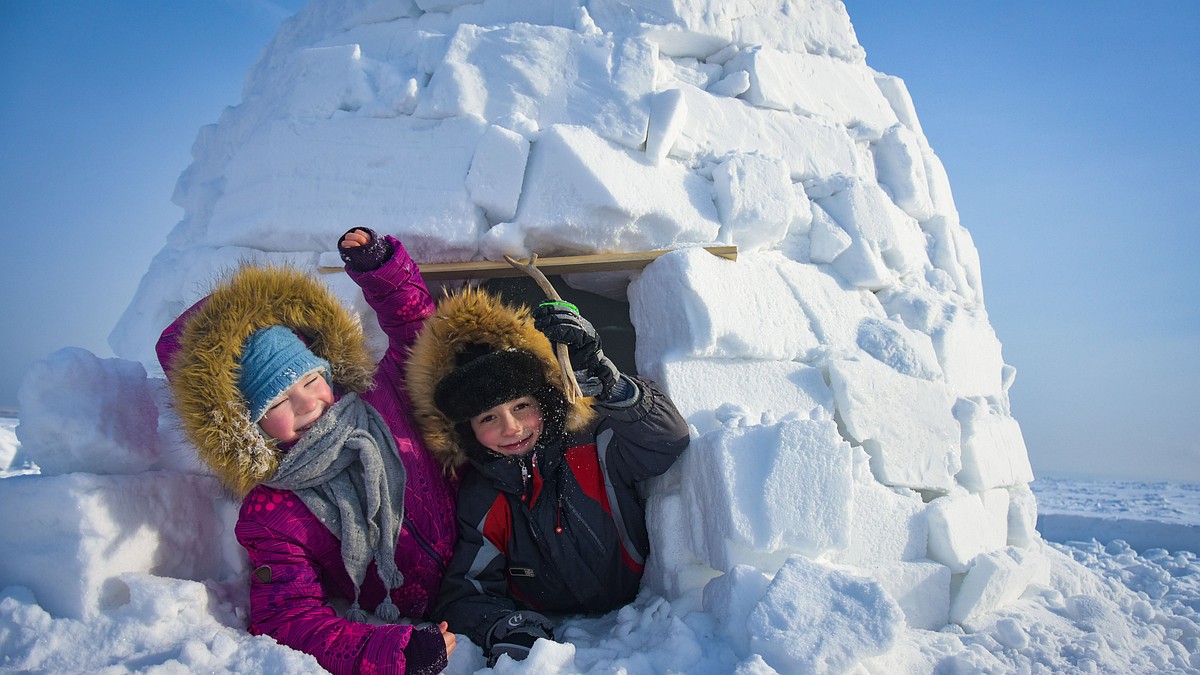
[406,287,596,475]
[159,265,376,497]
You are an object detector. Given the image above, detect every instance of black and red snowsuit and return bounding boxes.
[434,377,688,648]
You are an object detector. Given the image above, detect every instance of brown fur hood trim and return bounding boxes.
[167,265,376,497]
[406,287,595,475]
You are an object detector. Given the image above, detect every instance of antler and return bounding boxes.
[504,254,585,402]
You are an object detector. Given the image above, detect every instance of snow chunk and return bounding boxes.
[1006,483,1040,549]
[481,125,721,258]
[830,447,927,566]
[16,348,160,475]
[816,177,930,290]
[586,0,865,61]
[868,560,951,630]
[880,289,1006,398]
[629,249,820,364]
[204,116,488,261]
[0,472,232,620]
[954,397,1035,491]
[950,547,1051,629]
[872,123,935,221]
[724,47,898,132]
[681,420,854,572]
[855,316,942,380]
[415,23,655,150]
[670,84,861,180]
[466,124,530,222]
[746,555,902,673]
[651,359,833,436]
[714,154,797,252]
[645,88,688,163]
[828,356,961,491]
[926,490,1010,573]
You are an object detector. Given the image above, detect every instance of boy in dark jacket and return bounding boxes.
[405,287,690,666]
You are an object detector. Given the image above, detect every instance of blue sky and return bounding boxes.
[1,1,1196,483]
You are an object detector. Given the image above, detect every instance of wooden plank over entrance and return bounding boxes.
[319,245,738,280]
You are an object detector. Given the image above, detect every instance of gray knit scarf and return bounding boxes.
[264,392,406,623]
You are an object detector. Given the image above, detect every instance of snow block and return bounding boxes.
[285,45,374,120]
[629,249,821,364]
[0,472,230,620]
[205,116,488,262]
[954,397,1034,491]
[854,316,942,381]
[650,358,833,436]
[872,123,935,221]
[703,564,773,656]
[481,124,721,258]
[926,490,1009,573]
[828,356,961,491]
[775,257,888,353]
[415,23,655,150]
[817,177,930,290]
[714,154,797,252]
[932,309,1006,399]
[807,205,853,264]
[724,47,898,132]
[883,290,1005,399]
[680,419,854,572]
[643,489,720,601]
[466,124,530,222]
[1006,483,1040,549]
[949,547,1051,629]
[747,555,902,674]
[646,88,688,163]
[921,215,984,303]
[587,0,865,61]
[867,560,952,631]
[830,447,927,566]
[670,83,861,181]
[16,348,160,475]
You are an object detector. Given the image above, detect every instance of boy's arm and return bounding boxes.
[594,376,691,482]
[531,300,690,480]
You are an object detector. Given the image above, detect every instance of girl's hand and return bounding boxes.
[340,228,371,248]
[440,621,457,658]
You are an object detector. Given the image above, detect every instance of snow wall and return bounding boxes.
[9,0,1050,669]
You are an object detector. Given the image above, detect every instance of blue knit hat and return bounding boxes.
[237,326,331,422]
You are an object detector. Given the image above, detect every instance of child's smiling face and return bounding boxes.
[257,370,334,443]
[469,395,543,456]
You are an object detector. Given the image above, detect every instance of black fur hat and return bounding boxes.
[434,346,547,423]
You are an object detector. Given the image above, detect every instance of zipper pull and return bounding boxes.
[519,458,529,502]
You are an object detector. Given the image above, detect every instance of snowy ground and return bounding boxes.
[2,414,1198,672]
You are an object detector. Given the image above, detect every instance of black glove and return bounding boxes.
[337,226,393,272]
[532,301,620,398]
[486,610,555,667]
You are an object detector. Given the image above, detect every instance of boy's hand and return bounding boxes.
[532,302,619,398]
[486,611,553,666]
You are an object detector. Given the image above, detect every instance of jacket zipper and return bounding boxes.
[404,513,447,574]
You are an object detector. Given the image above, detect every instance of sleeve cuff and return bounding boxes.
[403,625,449,675]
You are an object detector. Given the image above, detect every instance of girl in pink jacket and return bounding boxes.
[157,228,457,674]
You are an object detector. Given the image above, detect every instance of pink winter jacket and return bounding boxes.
[157,238,457,674]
